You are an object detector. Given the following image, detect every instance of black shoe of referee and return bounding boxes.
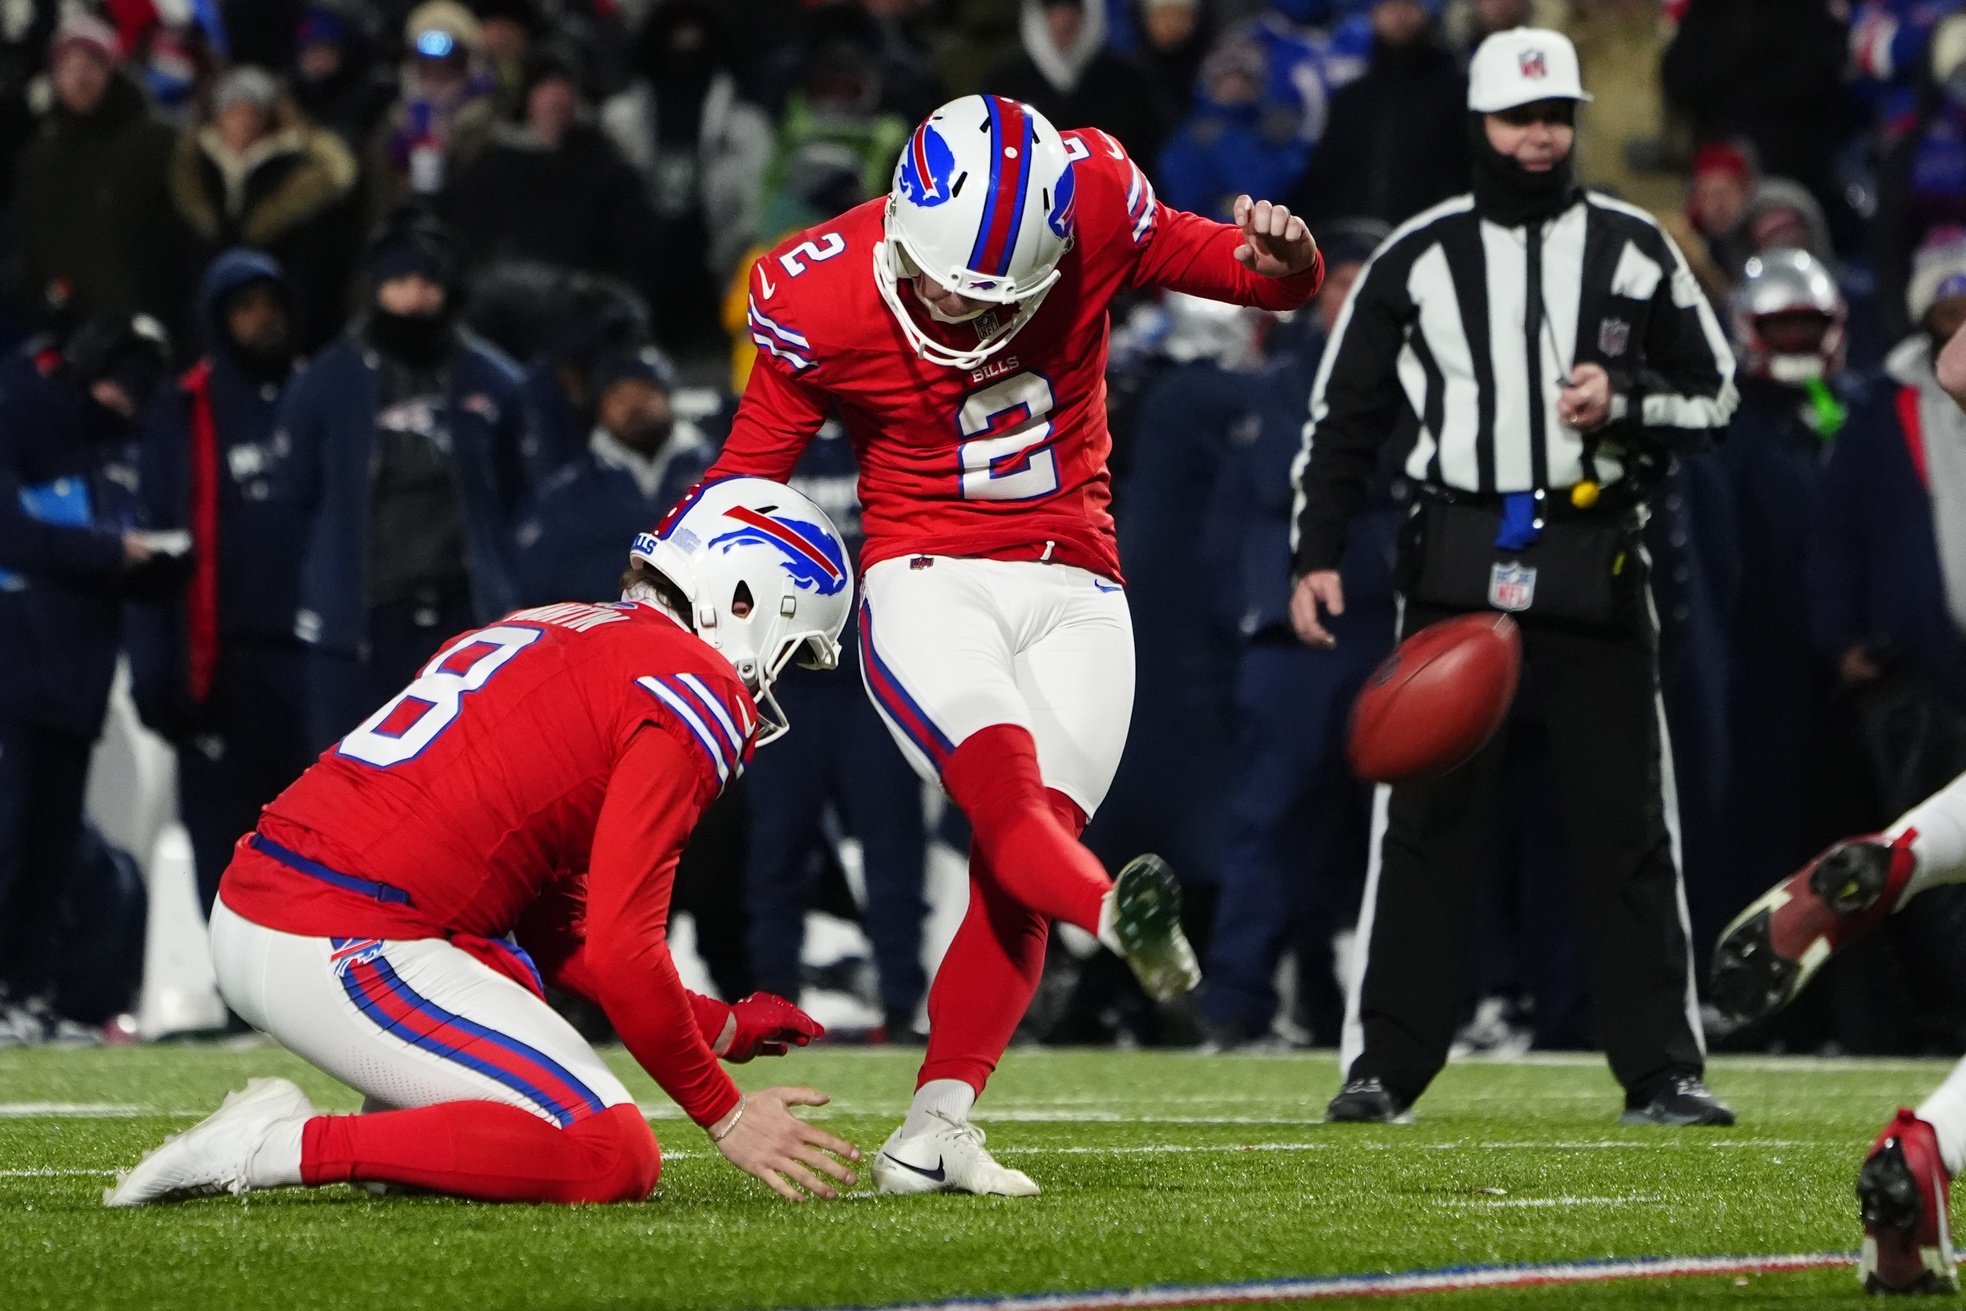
[1325,1076,1412,1124]
[1621,1073,1736,1127]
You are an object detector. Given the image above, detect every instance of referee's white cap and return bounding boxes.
[1468,28,1592,114]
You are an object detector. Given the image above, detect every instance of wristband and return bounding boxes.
[710,1094,747,1143]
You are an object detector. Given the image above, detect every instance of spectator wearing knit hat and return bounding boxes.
[366,0,498,217]
[272,209,532,748]
[165,67,361,351]
[290,2,398,152]
[1874,14,1966,347]
[8,13,176,330]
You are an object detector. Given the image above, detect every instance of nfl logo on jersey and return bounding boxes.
[1489,561,1536,612]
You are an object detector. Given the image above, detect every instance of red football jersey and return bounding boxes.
[218,599,757,1124]
[711,129,1323,582]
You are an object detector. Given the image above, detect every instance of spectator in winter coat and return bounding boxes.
[367,0,498,214]
[8,13,176,329]
[275,211,532,748]
[441,48,655,298]
[129,250,314,915]
[1661,0,1853,234]
[1811,234,1966,724]
[601,0,772,303]
[165,67,362,353]
[1287,0,1467,226]
[1158,39,1310,221]
[1874,16,1966,347]
[513,346,709,606]
[1134,0,1215,118]
[0,314,177,1040]
[988,0,1174,167]
[290,1,399,153]
[1238,0,1374,146]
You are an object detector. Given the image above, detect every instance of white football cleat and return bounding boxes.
[1099,855,1202,1002]
[872,1111,1040,1197]
[105,1077,317,1207]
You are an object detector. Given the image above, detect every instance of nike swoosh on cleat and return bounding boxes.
[881,1152,946,1182]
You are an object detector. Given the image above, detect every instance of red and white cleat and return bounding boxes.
[1709,834,1916,1027]
[1860,1109,1958,1294]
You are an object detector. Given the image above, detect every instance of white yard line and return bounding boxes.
[805,1252,1855,1311]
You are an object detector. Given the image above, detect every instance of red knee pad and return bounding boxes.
[569,1104,662,1203]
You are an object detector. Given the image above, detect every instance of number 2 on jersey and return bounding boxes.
[337,625,543,768]
[958,372,1060,502]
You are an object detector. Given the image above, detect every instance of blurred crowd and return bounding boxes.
[10,0,1966,1059]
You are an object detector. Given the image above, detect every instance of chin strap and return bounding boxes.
[872,242,1052,371]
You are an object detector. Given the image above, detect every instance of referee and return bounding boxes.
[1288,29,1738,1126]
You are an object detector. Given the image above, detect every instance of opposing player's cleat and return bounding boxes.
[1102,855,1201,1002]
[1859,1109,1958,1294]
[1325,1077,1413,1124]
[1620,1073,1736,1127]
[104,1077,317,1207]
[872,1111,1040,1197]
[1710,835,1916,1027]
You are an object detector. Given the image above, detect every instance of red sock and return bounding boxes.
[918,844,1051,1092]
[301,1101,660,1204]
[942,724,1109,933]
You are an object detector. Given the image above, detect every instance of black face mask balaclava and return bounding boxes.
[1468,113,1581,228]
[365,305,456,370]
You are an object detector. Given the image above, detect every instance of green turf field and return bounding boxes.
[0,1045,1952,1309]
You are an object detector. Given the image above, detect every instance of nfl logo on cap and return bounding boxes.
[1468,28,1592,113]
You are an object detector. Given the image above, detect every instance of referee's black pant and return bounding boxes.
[1343,590,1706,1108]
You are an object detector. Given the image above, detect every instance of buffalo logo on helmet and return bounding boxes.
[899,122,959,209]
[708,506,849,598]
[1047,159,1078,241]
[1518,49,1547,79]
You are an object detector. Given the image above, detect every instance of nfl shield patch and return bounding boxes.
[1598,317,1630,357]
[1519,50,1546,79]
[1489,561,1536,612]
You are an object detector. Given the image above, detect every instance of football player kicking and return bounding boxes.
[1707,316,1966,1292]
[680,94,1322,1196]
[108,479,864,1207]
[1710,772,1966,1291]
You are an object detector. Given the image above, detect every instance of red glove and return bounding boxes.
[714,992,824,1063]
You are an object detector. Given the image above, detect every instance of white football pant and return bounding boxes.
[856,556,1134,816]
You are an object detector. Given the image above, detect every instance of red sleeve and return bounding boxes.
[1132,205,1325,311]
[513,886,735,1052]
[582,727,743,1127]
[703,263,831,484]
[1076,129,1322,311]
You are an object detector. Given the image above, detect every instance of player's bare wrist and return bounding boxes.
[708,1093,747,1142]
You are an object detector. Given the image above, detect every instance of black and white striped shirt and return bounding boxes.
[1289,191,1737,574]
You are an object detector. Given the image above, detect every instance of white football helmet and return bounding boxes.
[1729,247,1847,384]
[629,478,853,744]
[875,94,1079,370]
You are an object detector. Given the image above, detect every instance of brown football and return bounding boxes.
[1347,612,1523,784]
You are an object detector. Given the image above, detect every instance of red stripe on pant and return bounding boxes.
[343,959,595,1126]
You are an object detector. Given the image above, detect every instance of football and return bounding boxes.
[1347,612,1523,784]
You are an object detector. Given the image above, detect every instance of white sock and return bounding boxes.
[245,1117,307,1189]
[1096,888,1120,955]
[901,1079,976,1138]
[1888,771,1966,903]
[1917,1058,1966,1177]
